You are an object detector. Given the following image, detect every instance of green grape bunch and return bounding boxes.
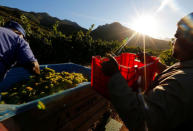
[0,68,88,104]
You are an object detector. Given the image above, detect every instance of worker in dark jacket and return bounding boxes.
[0,20,40,81]
[101,12,193,131]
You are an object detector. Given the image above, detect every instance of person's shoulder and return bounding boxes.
[160,68,193,85]
[0,27,11,32]
[170,69,193,87]
[0,27,18,37]
[0,27,26,47]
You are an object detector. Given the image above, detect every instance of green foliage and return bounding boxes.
[159,40,178,66]
[26,22,177,65]
[0,6,176,66]
[53,21,59,35]
[0,16,5,26]
[159,49,178,66]
[20,14,32,36]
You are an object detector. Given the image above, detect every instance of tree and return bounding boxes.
[159,39,177,66]
[20,14,32,36]
[0,16,5,26]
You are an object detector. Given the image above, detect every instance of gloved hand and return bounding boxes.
[137,52,167,73]
[101,54,119,76]
[137,52,153,63]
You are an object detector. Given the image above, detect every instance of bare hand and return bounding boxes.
[32,61,40,75]
[23,61,40,75]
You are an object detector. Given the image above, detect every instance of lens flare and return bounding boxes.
[131,14,158,37]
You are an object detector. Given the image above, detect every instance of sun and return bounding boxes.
[131,14,158,37]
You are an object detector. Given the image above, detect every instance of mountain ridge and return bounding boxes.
[0,5,170,50]
[91,22,170,49]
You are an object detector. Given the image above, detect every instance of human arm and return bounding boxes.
[108,73,193,131]
[21,61,40,75]
[16,38,40,75]
[101,55,146,130]
[137,52,168,73]
[101,55,193,131]
[156,60,167,73]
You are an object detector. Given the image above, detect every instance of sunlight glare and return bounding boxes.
[131,14,159,37]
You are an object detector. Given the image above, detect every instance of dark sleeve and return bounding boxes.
[108,73,193,131]
[16,38,37,65]
[108,73,146,131]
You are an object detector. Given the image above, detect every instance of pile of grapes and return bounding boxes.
[0,67,88,104]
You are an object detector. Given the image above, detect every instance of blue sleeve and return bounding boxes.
[17,38,37,65]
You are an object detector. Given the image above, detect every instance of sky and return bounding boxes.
[0,0,192,39]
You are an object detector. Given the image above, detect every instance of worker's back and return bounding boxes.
[0,27,36,81]
[0,27,20,80]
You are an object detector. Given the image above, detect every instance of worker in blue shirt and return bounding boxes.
[0,20,40,81]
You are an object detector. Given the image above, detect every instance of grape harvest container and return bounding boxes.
[0,63,91,122]
[91,53,159,98]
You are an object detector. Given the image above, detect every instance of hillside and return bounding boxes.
[0,6,87,35]
[0,5,173,65]
[91,22,170,50]
[0,5,169,50]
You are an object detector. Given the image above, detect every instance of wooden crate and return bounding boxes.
[0,85,109,131]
